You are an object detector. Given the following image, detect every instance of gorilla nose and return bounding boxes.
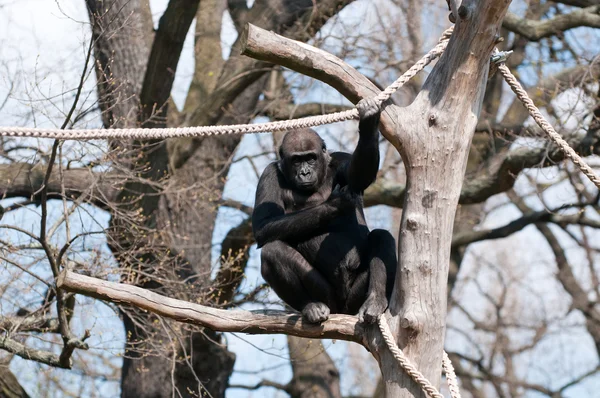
[300,169,310,177]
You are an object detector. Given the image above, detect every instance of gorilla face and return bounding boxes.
[289,152,319,189]
[279,129,329,192]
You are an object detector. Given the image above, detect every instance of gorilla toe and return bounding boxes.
[358,295,387,324]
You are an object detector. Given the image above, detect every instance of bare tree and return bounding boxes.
[1,0,600,397]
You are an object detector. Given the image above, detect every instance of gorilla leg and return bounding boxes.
[261,240,338,323]
[349,229,397,323]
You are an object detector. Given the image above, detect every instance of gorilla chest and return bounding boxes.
[284,187,332,211]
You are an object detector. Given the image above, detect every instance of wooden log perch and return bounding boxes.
[57,270,365,344]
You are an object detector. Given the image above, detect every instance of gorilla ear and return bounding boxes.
[322,143,327,153]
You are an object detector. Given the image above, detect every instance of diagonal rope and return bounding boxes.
[0,28,453,141]
[378,316,461,398]
[497,63,600,190]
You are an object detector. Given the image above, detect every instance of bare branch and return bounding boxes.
[503,6,600,41]
[452,206,600,248]
[58,271,365,343]
[229,380,290,393]
[364,126,600,207]
[240,23,400,146]
[257,101,353,120]
[0,335,66,369]
[0,163,117,209]
[0,315,60,333]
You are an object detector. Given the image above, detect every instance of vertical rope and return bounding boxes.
[442,351,461,398]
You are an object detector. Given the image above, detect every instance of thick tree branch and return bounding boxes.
[257,101,353,120]
[373,1,511,396]
[241,23,400,147]
[451,206,600,248]
[140,0,200,128]
[364,125,600,207]
[58,271,365,343]
[503,6,600,41]
[0,335,66,369]
[0,163,118,209]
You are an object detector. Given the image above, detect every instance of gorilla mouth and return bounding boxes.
[297,181,317,189]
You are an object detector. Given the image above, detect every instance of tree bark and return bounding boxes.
[286,337,342,398]
[375,1,511,396]
[0,367,30,398]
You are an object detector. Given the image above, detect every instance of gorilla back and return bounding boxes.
[252,99,397,324]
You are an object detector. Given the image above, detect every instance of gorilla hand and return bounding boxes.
[357,98,382,121]
[328,185,360,213]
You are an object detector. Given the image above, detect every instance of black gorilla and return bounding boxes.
[252,98,397,324]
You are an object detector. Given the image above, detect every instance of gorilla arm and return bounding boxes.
[346,98,382,193]
[252,163,352,248]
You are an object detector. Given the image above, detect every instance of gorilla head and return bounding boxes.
[278,128,330,192]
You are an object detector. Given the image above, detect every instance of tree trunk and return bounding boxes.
[85,1,239,396]
[376,1,512,396]
[0,368,29,398]
[286,337,342,398]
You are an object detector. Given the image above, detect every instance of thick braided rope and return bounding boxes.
[0,29,452,141]
[498,64,600,190]
[375,27,453,105]
[378,316,462,398]
[442,351,461,398]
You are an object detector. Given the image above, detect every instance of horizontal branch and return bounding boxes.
[0,315,59,333]
[58,271,364,344]
[0,163,117,209]
[554,1,597,7]
[365,126,600,207]
[257,101,353,121]
[503,6,600,41]
[451,207,600,248]
[0,334,67,368]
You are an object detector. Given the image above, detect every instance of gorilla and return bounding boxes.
[252,98,396,324]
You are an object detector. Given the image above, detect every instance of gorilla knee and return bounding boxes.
[260,241,284,282]
[369,229,396,247]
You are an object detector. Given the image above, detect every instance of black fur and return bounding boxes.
[252,99,397,323]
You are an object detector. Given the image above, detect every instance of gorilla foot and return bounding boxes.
[302,302,330,323]
[358,295,387,324]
